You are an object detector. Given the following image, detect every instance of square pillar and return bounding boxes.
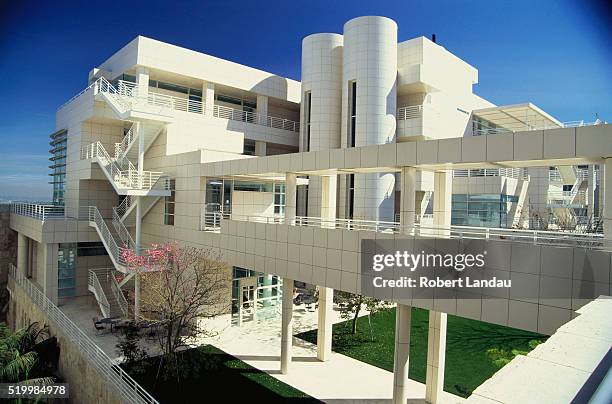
[392,304,412,404]
[321,175,338,226]
[17,232,28,274]
[604,158,612,237]
[316,286,333,361]
[255,141,267,157]
[400,167,416,234]
[425,310,447,403]
[203,82,215,116]
[281,277,294,374]
[135,66,149,98]
[433,170,452,235]
[257,94,269,118]
[285,173,297,223]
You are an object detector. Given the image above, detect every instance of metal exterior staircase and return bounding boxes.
[116,194,162,227]
[88,268,129,318]
[81,141,171,196]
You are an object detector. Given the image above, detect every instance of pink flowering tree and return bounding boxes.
[122,243,230,357]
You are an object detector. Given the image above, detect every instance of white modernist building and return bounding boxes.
[8,15,612,404]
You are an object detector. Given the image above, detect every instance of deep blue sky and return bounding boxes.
[1,0,610,200]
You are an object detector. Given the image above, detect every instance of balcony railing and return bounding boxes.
[212,104,299,132]
[8,265,159,404]
[11,203,65,220]
[397,105,423,120]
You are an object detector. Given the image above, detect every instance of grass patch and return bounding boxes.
[297,307,546,397]
[122,345,320,403]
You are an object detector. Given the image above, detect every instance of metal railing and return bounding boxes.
[113,208,135,250]
[111,273,129,318]
[413,223,609,250]
[548,189,587,205]
[88,270,111,318]
[9,265,158,404]
[202,210,609,249]
[472,119,606,136]
[11,203,65,220]
[549,169,563,182]
[397,105,423,120]
[149,91,205,114]
[212,104,299,132]
[81,141,168,191]
[453,168,525,180]
[80,206,129,269]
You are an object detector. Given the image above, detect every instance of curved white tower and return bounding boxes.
[300,33,344,152]
[301,33,344,217]
[341,16,398,221]
[341,16,397,147]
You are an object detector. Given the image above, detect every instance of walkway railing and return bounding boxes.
[11,203,65,220]
[453,168,526,180]
[201,211,609,249]
[472,119,606,136]
[8,265,159,404]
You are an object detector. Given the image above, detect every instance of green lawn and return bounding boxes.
[122,345,320,403]
[296,307,546,397]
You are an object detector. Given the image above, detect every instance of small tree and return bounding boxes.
[335,291,390,334]
[122,243,230,362]
[116,322,148,364]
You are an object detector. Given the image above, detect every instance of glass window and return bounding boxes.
[243,139,256,156]
[58,243,76,298]
[274,183,286,214]
[164,179,176,226]
[304,91,311,152]
[349,81,357,147]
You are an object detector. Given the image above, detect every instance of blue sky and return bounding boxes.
[0,0,610,200]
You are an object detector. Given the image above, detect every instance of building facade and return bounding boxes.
[8,16,612,404]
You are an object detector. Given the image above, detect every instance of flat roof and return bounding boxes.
[473,103,563,131]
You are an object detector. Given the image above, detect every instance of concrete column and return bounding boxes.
[400,167,417,234]
[587,165,595,219]
[393,304,412,404]
[603,158,612,238]
[285,173,297,223]
[203,82,215,116]
[433,171,452,236]
[255,141,267,157]
[257,94,269,118]
[321,175,338,226]
[281,277,294,374]
[425,311,447,404]
[137,122,145,174]
[316,286,333,361]
[17,232,28,274]
[135,66,149,98]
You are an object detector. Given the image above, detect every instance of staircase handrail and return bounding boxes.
[80,206,129,268]
[111,275,129,318]
[112,208,135,250]
[88,270,111,318]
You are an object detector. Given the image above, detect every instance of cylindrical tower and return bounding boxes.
[301,33,344,216]
[300,33,344,152]
[340,16,398,221]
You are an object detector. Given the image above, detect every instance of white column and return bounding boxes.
[255,141,267,157]
[135,66,149,99]
[134,197,142,320]
[603,158,612,238]
[321,175,337,226]
[281,277,294,374]
[425,311,447,404]
[17,233,28,274]
[316,286,333,361]
[400,167,416,234]
[257,94,269,118]
[203,82,215,117]
[393,304,412,404]
[285,173,297,223]
[433,170,452,236]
